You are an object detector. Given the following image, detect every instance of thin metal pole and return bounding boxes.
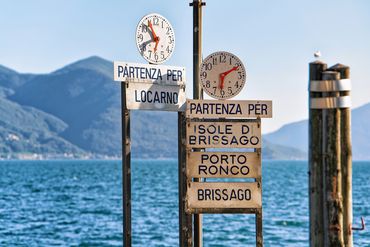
[121,81,132,247]
[190,0,205,246]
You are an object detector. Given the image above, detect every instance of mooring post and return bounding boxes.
[321,71,344,246]
[121,81,132,247]
[190,0,205,246]
[328,64,353,246]
[309,61,353,246]
[309,61,327,247]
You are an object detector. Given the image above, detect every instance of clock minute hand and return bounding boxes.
[219,66,239,90]
[148,20,160,52]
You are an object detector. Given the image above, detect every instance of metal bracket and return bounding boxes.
[189,1,206,7]
[352,217,366,231]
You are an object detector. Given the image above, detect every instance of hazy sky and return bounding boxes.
[1,0,370,133]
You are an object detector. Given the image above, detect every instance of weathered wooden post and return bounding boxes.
[328,64,352,246]
[309,61,352,247]
[309,61,327,246]
[321,71,344,246]
[179,110,193,246]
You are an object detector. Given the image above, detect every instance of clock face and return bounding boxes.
[200,51,246,99]
[136,13,175,64]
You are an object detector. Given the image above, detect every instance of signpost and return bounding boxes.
[184,98,271,247]
[116,4,273,246]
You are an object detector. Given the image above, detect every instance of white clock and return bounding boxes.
[135,13,175,64]
[200,51,246,99]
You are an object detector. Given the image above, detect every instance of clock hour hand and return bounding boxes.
[148,20,160,52]
[219,66,239,90]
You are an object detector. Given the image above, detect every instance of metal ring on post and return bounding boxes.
[310,79,351,92]
[310,96,351,109]
[309,79,351,109]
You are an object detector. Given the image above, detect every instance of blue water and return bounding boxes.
[0,160,369,246]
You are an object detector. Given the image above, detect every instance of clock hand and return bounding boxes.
[219,66,239,90]
[148,20,160,52]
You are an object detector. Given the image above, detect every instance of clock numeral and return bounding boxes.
[148,50,152,58]
[166,46,171,53]
[212,57,218,66]
[153,17,159,26]
[140,43,147,52]
[205,80,211,88]
[137,34,143,42]
[142,24,148,33]
[168,36,173,44]
[235,81,239,88]
[229,57,233,65]
[213,87,217,94]
[238,72,243,79]
[161,51,165,59]
[219,54,226,63]
[201,71,207,79]
[220,90,225,96]
[228,87,232,94]
[166,26,171,35]
[205,63,212,71]
[155,53,159,62]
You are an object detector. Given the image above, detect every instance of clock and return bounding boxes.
[200,51,246,99]
[135,13,175,64]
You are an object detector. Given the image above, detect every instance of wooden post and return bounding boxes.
[328,64,353,246]
[121,81,131,247]
[321,71,344,246]
[309,61,327,247]
[190,0,205,246]
[179,111,193,247]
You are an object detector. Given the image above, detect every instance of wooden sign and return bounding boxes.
[186,121,261,148]
[114,61,185,85]
[125,82,186,111]
[187,182,262,210]
[186,99,272,118]
[187,151,261,178]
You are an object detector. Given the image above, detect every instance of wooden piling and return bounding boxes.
[321,71,344,246]
[309,61,327,247]
[328,64,352,246]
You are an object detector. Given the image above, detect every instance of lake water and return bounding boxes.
[0,160,369,246]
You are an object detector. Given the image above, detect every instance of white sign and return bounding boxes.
[186,99,272,118]
[187,182,262,209]
[186,121,261,148]
[126,82,186,111]
[114,61,185,85]
[187,151,261,178]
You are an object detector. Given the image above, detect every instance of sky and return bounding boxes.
[1,0,370,133]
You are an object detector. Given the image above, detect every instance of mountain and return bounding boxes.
[0,56,310,159]
[265,103,370,160]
